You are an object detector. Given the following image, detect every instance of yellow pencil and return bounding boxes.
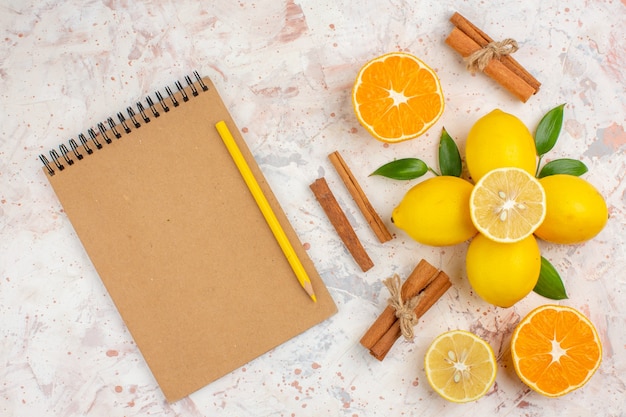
[215,120,317,302]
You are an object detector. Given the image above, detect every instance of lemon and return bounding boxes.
[465,109,537,181]
[391,176,478,246]
[466,234,541,308]
[534,174,608,244]
[469,167,546,243]
[424,330,497,403]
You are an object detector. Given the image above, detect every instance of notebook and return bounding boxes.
[39,72,337,402]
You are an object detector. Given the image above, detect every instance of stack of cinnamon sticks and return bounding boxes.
[360,259,451,361]
[445,12,541,102]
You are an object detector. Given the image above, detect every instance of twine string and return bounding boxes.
[384,274,422,341]
[465,38,519,73]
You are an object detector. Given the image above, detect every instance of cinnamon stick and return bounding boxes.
[369,270,451,361]
[450,12,541,92]
[445,27,536,103]
[360,259,439,349]
[310,177,374,272]
[328,151,393,244]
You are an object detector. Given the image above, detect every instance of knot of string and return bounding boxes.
[384,274,422,341]
[465,38,519,73]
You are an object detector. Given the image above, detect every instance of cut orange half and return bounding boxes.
[511,304,602,397]
[470,167,546,243]
[424,330,497,403]
[352,52,444,143]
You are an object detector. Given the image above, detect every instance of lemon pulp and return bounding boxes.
[424,330,497,403]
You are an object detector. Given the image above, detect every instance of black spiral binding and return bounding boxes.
[39,71,209,176]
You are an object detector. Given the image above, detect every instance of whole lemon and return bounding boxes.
[391,176,477,246]
[466,233,541,308]
[465,109,537,181]
[534,175,608,244]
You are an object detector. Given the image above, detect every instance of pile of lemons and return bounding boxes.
[391,109,608,308]
[352,52,608,404]
[387,110,608,403]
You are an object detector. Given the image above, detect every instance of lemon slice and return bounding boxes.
[470,167,546,243]
[424,330,497,403]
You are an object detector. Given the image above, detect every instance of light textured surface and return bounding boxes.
[1,1,624,416]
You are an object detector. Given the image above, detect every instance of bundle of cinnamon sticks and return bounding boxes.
[360,259,451,361]
[445,12,541,102]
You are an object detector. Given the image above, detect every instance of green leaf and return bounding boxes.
[533,256,568,300]
[438,128,462,177]
[535,104,565,156]
[370,158,429,180]
[537,158,588,178]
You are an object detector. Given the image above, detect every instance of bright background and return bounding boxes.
[1,1,624,416]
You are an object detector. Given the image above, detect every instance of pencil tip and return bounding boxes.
[311,293,317,303]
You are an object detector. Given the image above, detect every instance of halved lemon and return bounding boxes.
[424,330,497,403]
[470,167,546,243]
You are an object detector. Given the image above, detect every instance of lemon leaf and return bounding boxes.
[370,158,428,180]
[534,104,565,156]
[533,256,568,300]
[537,158,588,178]
[438,128,462,177]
